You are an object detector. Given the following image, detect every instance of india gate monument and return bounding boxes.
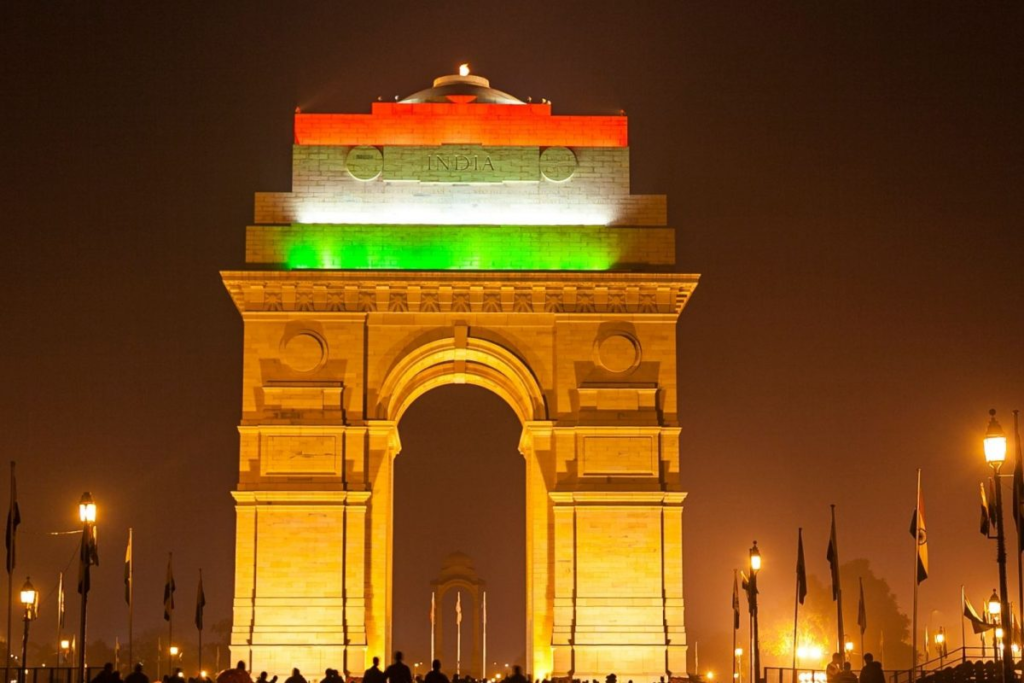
[221,67,698,681]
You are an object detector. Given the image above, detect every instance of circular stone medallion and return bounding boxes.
[596,333,640,374]
[540,146,578,182]
[345,146,383,181]
[281,332,326,373]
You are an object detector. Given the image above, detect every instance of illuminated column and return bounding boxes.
[365,421,401,663]
[521,422,556,680]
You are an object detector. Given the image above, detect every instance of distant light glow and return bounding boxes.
[282,224,620,271]
[796,644,824,662]
[459,63,470,77]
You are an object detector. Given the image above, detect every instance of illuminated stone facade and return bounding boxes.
[224,70,698,682]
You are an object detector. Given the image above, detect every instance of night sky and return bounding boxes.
[2,1,1023,677]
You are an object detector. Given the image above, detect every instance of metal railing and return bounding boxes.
[765,648,1015,683]
[7,668,98,683]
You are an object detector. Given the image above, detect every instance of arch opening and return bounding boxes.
[392,384,527,677]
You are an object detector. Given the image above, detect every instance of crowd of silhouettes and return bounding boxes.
[83,655,770,683]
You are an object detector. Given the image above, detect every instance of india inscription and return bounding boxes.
[383,145,540,183]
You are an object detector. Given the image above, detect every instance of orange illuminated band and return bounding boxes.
[295,102,628,147]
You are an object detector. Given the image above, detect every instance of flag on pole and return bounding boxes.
[981,482,993,536]
[195,570,206,631]
[924,626,930,659]
[6,462,21,573]
[741,570,757,612]
[78,523,99,595]
[910,472,929,583]
[124,530,133,606]
[57,571,66,629]
[858,577,867,634]
[430,591,436,627]
[732,570,741,629]
[796,528,808,605]
[163,553,176,621]
[827,509,841,600]
[962,587,995,634]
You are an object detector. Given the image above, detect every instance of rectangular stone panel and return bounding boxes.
[580,435,657,476]
[262,435,340,476]
[383,145,539,182]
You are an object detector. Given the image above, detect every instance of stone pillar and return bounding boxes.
[365,421,401,665]
[521,422,555,680]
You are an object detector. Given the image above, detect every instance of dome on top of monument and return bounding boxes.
[399,65,525,105]
[441,551,476,570]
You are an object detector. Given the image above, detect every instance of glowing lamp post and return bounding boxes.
[77,492,97,683]
[59,640,71,668]
[935,629,946,666]
[18,578,36,683]
[734,648,743,683]
[982,411,1015,681]
[750,542,762,683]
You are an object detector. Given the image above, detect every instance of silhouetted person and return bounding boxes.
[506,666,526,683]
[837,662,857,683]
[826,654,843,683]
[92,663,118,683]
[365,658,386,683]
[257,673,278,683]
[859,654,884,683]
[423,660,449,683]
[285,670,306,683]
[125,664,149,683]
[385,653,412,683]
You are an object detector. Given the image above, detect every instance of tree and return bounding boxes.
[761,559,912,670]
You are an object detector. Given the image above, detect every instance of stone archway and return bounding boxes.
[430,553,486,679]
[224,271,695,681]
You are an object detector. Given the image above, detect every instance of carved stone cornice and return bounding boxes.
[220,270,699,316]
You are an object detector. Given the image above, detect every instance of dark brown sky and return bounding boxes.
[1,1,1022,676]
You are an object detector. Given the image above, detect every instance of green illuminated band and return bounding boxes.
[255,224,674,271]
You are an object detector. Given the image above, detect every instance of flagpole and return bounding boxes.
[858,577,865,667]
[912,470,921,683]
[128,528,133,669]
[482,591,487,680]
[56,572,63,669]
[6,461,16,683]
[456,591,462,677]
[198,569,203,678]
[167,552,174,676]
[1014,410,1024,641]
[793,529,801,671]
[733,569,739,683]
[960,586,967,664]
[831,505,845,663]
[430,591,435,663]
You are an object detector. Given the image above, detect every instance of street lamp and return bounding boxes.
[844,641,854,656]
[983,411,1014,682]
[935,628,946,666]
[750,541,762,683]
[77,492,97,683]
[733,648,743,683]
[19,578,36,683]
